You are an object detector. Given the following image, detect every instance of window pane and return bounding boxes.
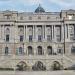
[57,49,62,54]
[71,47,75,54]
[20,35,23,42]
[19,47,23,54]
[38,35,42,42]
[38,46,43,55]
[29,35,32,42]
[6,35,9,42]
[47,46,52,55]
[28,46,33,55]
[56,26,61,42]
[5,47,8,55]
[47,35,51,41]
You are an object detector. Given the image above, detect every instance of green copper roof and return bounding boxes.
[35,4,45,13]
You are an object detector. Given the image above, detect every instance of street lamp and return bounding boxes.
[62,17,65,54]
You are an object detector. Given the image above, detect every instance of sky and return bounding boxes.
[0,0,75,12]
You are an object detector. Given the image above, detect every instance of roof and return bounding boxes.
[35,4,45,13]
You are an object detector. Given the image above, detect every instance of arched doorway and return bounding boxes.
[37,46,43,55]
[16,61,28,71]
[51,61,61,70]
[47,46,52,55]
[28,46,33,55]
[32,61,46,71]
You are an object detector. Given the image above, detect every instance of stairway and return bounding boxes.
[63,55,75,68]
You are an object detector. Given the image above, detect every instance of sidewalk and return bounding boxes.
[0,71,75,75]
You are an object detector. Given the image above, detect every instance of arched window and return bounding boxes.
[71,46,75,54]
[6,28,10,42]
[37,46,43,55]
[6,28,10,34]
[5,47,9,55]
[32,61,46,71]
[19,47,23,54]
[28,46,33,55]
[47,46,52,55]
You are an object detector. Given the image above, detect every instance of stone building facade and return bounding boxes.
[0,5,75,70]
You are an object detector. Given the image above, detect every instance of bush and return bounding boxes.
[0,68,14,71]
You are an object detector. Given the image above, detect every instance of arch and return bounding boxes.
[5,47,9,55]
[16,61,28,71]
[47,46,52,55]
[28,46,33,55]
[51,61,61,70]
[71,46,75,54]
[5,28,10,42]
[6,28,10,34]
[37,46,43,55]
[19,47,23,54]
[32,61,46,71]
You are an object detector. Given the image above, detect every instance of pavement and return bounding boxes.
[0,71,75,75]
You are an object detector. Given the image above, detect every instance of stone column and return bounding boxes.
[45,25,46,41]
[2,25,5,42]
[35,25,37,42]
[52,25,53,41]
[24,25,25,42]
[54,25,56,42]
[64,24,67,42]
[34,46,36,55]
[14,25,18,55]
[42,25,44,41]
[11,25,14,43]
[10,25,12,42]
[15,25,18,43]
[33,25,35,41]
[26,25,27,42]
[67,24,69,40]
[61,24,63,42]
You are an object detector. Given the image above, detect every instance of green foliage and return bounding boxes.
[52,61,61,70]
[0,68,14,71]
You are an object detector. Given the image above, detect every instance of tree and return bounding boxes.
[52,61,61,70]
[32,61,46,71]
[16,61,28,71]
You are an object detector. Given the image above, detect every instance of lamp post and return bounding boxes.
[62,17,65,54]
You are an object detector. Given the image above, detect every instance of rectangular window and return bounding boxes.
[38,35,42,42]
[6,35,9,42]
[56,26,61,42]
[20,35,23,42]
[56,35,61,42]
[57,49,62,54]
[47,35,51,41]
[69,25,74,40]
[29,35,32,42]
[5,47,9,55]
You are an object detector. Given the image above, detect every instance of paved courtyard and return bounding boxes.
[0,71,75,75]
